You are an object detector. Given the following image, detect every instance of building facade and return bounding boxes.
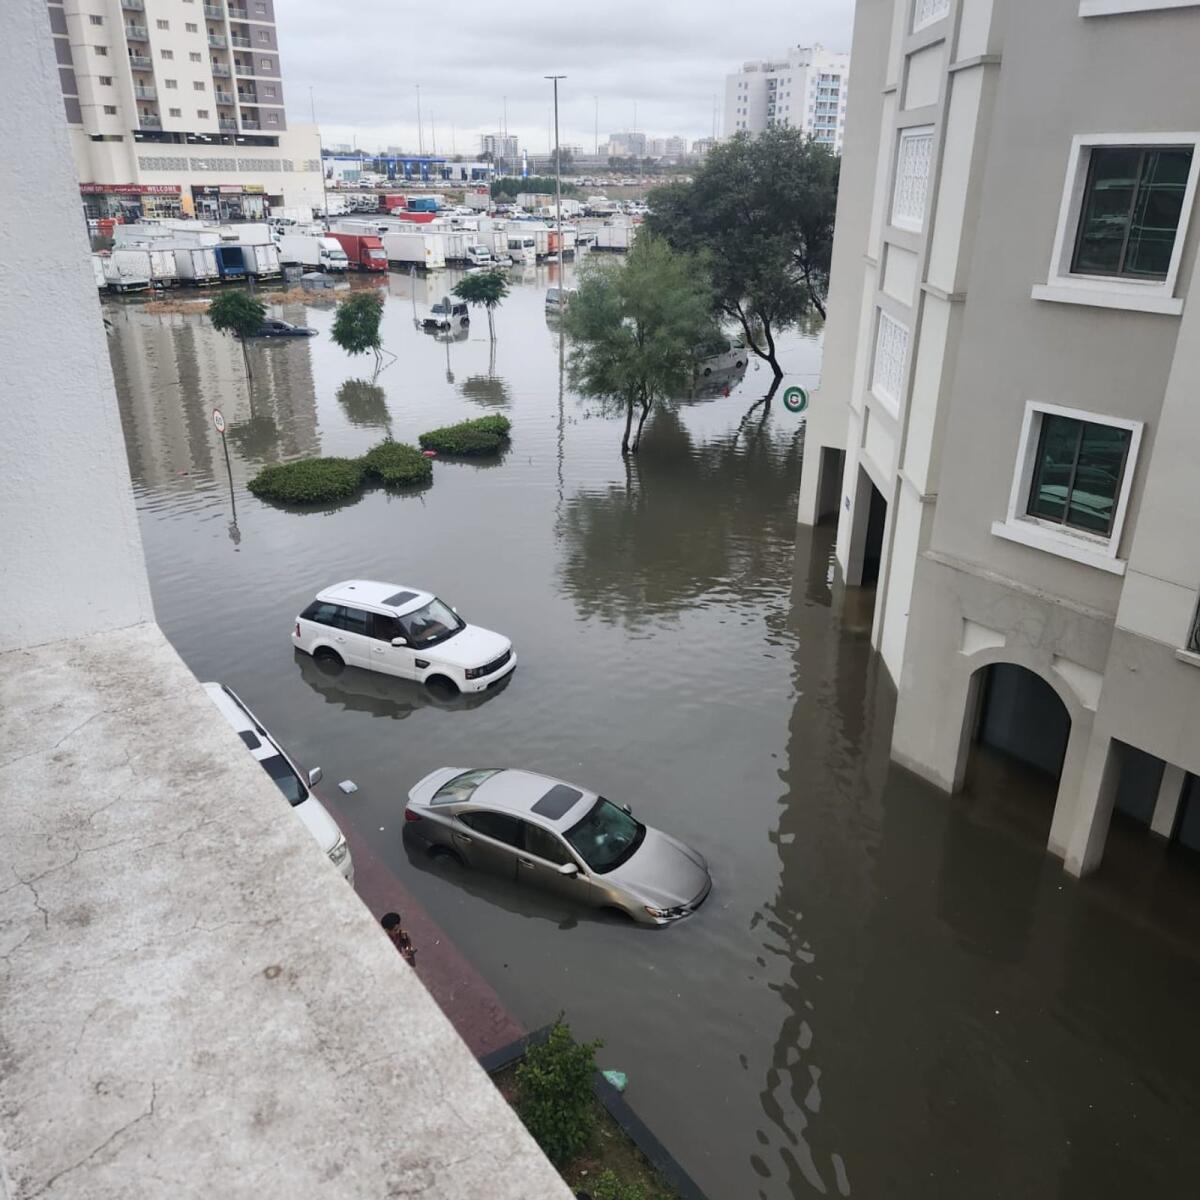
[481,132,519,162]
[800,0,1200,880]
[607,131,647,158]
[724,43,850,152]
[47,0,322,219]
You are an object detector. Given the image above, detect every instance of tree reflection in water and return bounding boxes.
[337,378,391,431]
[556,405,803,628]
[460,374,512,407]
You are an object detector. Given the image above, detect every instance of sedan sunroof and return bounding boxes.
[384,590,418,607]
[532,784,583,820]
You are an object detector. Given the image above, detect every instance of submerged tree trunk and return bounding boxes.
[240,336,253,388]
[487,306,496,341]
[759,314,783,381]
[630,394,653,453]
[731,305,783,381]
[620,394,635,455]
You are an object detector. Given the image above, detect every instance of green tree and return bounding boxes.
[563,234,713,454]
[515,1020,601,1167]
[331,290,385,373]
[453,269,510,341]
[646,128,839,383]
[208,290,265,388]
[491,175,579,200]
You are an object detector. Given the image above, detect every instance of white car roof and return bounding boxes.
[202,681,276,762]
[316,579,433,615]
[470,769,597,829]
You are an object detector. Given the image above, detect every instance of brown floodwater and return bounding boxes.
[106,262,1200,1200]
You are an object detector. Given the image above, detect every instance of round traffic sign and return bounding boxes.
[782,386,809,414]
[212,408,226,434]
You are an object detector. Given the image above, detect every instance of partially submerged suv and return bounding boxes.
[292,580,516,694]
[202,682,353,884]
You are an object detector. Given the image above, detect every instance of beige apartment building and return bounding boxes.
[46,0,323,220]
[800,0,1200,879]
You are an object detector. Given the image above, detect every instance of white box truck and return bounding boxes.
[173,245,220,285]
[242,242,283,279]
[380,229,446,270]
[276,234,350,272]
[110,246,178,288]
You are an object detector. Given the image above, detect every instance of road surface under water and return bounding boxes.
[105,262,1200,1199]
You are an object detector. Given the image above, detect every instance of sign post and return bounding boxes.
[213,408,237,533]
[782,386,809,414]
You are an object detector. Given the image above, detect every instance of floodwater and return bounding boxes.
[106,264,1200,1200]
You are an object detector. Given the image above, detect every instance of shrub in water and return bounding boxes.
[418,414,512,456]
[247,457,364,505]
[360,439,432,487]
[515,1020,601,1167]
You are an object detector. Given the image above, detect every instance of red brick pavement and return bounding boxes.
[325,796,525,1059]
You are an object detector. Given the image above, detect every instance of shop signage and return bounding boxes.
[218,184,242,195]
[79,183,181,195]
[242,184,265,194]
[782,386,809,414]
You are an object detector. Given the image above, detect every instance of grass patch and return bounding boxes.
[360,439,432,487]
[419,414,511,456]
[246,456,364,505]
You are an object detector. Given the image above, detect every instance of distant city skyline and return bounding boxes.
[279,0,854,155]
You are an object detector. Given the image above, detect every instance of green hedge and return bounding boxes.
[360,439,433,487]
[246,457,364,505]
[419,414,512,456]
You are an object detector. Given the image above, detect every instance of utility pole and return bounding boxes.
[502,95,508,177]
[415,83,423,157]
[546,74,566,286]
[310,87,329,220]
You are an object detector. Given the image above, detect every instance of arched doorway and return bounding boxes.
[964,663,1072,841]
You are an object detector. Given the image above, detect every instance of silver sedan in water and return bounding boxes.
[404,768,712,926]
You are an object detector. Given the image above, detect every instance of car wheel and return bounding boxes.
[735,360,745,368]
[702,366,712,376]
[429,845,464,869]
[313,646,344,670]
[425,674,459,698]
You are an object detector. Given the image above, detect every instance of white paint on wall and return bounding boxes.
[927,67,985,294]
[0,5,153,651]
[880,485,923,676]
[961,619,1007,656]
[902,294,951,493]
[957,0,996,60]
[1051,656,1104,711]
[904,43,945,111]
[864,404,898,478]
[883,243,920,305]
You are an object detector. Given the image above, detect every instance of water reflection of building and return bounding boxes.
[796,0,1200,885]
[107,303,319,493]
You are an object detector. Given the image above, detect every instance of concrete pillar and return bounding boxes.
[1063,732,1121,878]
[0,3,153,651]
[1150,763,1188,839]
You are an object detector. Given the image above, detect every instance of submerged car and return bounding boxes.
[255,318,317,338]
[695,337,747,376]
[201,682,353,883]
[404,768,711,926]
[292,579,516,694]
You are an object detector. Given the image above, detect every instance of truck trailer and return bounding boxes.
[379,229,446,270]
[173,245,220,285]
[327,231,388,272]
[275,234,349,272]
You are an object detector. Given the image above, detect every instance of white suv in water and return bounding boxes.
[292,580,516,694]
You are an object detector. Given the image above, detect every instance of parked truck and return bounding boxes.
[439,230,486,265]
[327,231,387,272]
[276,234,349,272]
[99,254,150,293]
[380,229,446,270]
[406,195,439,213]
[213,244,248,280]
[110,246,178,288]
[173,245,220,285]
[242,242,282,280]
[380,193,407,213]
[593,222,637,252]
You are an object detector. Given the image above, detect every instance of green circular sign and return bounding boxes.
[782,386,809,413]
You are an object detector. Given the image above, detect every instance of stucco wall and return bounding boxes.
[0,0,153,651]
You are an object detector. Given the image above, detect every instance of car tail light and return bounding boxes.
[293,621,300,638]
[404,809,421,823]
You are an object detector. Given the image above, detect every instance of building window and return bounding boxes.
[263,84,276,97]
[98,75,112,85]
[913,0,951,30]
[94,45,107,55]
[190,51,202,61]
[103,105,117,114]
[871,311,909,413]
[161,48,173,59]
[1071,146,1193,280]
[1081,0,1200,14]
[89,14,103,25]
[992,402,1143,573]
[193,80,206,90]
[197,108,209,118]
[1034,133,1200,315]
[892,126,934,231]
[259,57,271,69]
[186,22,198,32]
[156,18,169,29]
[164,78,177,88]
[255,0,267,11]
[258,30,270,42]
[267,112,278,123]
[169,107,182,117]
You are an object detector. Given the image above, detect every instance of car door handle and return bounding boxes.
[518,859,535,869]
[456,834,473,844]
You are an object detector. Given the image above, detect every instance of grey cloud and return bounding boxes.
[278,0,854,151]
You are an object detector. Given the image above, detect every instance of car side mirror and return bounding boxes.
[558,862,579,877]
[391,637,407,647]
[308,767,323,787]
[620,803,632,815]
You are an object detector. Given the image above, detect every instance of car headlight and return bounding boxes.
[328,836,349,865]
[644,905,686,920]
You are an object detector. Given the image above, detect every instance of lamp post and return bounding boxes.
[310,87,329,220]
[415,83,423,157]
[545,74,566,286]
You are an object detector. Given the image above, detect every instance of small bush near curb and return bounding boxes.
[419,414,512,456]
[515,1020,602,1167]
[361,439,432,487]
[589,1170,661,1200]
[247,456,364,505]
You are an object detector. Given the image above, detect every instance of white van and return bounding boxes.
[202,683,354,883]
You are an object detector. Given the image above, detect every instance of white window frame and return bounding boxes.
[1032,132,1200,316]
[991,401,1143,575]
[1080,0,1200,14]
[891,124,935,233]
[870,309,909,417]
[913,0,951,31]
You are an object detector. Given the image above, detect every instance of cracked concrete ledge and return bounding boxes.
[0,622,572,1200]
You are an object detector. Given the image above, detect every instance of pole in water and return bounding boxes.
[546,75,567,285]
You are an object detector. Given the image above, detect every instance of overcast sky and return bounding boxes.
[278,0,854,157]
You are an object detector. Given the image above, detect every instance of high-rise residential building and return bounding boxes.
[691,137,717,158]
[799,0,1200,881]
[648,135,688,160]
[724,43,849,152]
[607,131,647,158]
[46,0,323,220]
[481,132,519,162]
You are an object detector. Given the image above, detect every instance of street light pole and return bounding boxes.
[415,83,423,157]
[546,74,566,286]
[310,87,329,221]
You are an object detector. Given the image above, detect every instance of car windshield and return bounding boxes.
[399,598,465,647]
[367,248,386,259]
[433,768,499,805]
[565,798,645,874]
[261,754,306,807]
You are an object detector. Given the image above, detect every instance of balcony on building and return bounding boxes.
[227,4,249,17]
[203,3,224,17]
[210,60,231,76]
[124,23,148,40]
[218,116,237,130]
[133,84,156,100]
[230,34,251,48]
[241,116,260,129]
[140,113,161,128]
[214,88,234,103]
[208,32,227,47]
[120,0,144,10]
[128,52,152,69]
[235,60,254,76]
